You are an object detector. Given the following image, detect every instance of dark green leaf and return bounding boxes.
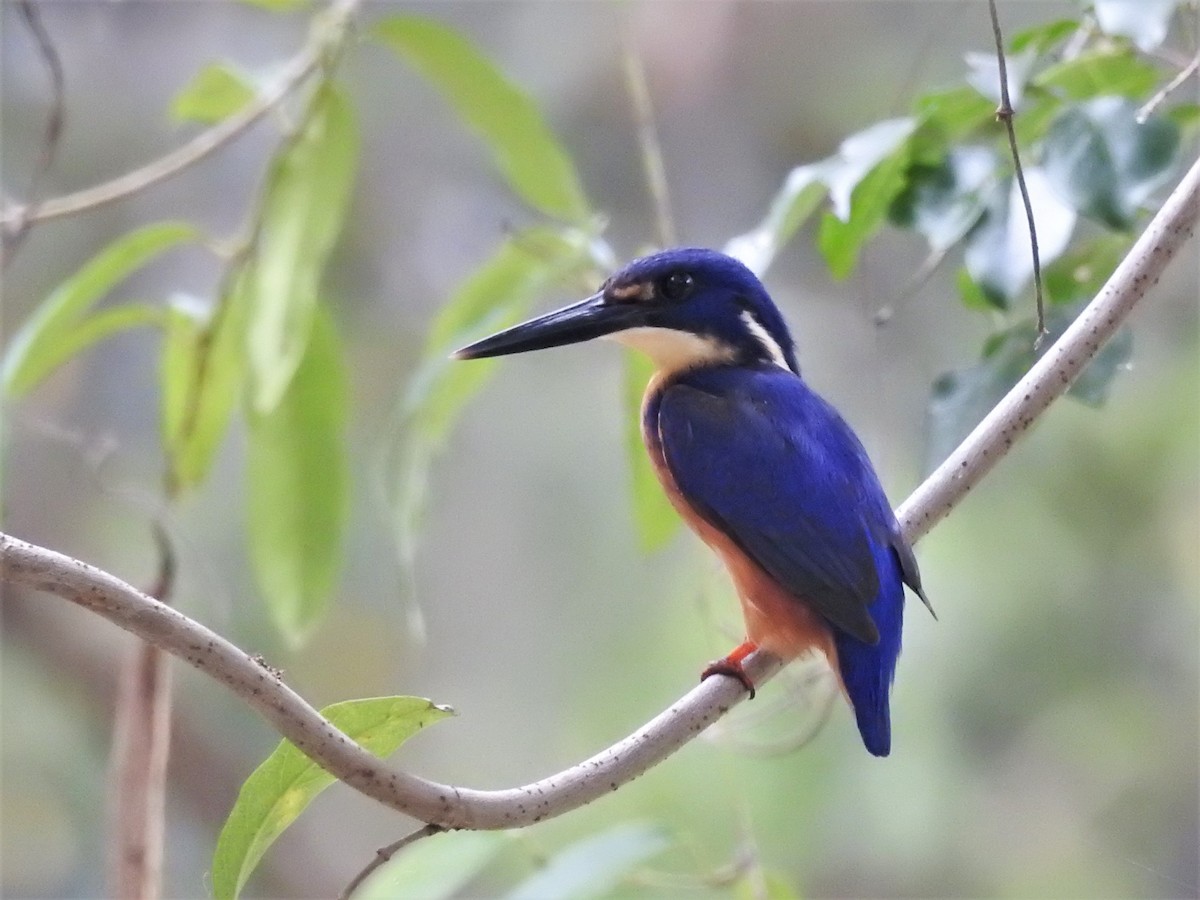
[1093,0,1179,51]
[1034,48,1159,101]
[1041,98,1181,229]
[171,63,255,124]
[818,121,917,279]
[624,351,678,551]
[3,221,197,397]
[247,304,349,643]
[161,271,253,491]
[955,268,1000,312]
[371,16,589,223]
[211,697,453,900]
[387,228,595,567]
[358,832,509,900]
[245,82,358,414]
[506,822,671,900]
[889,146,995,252]
[1009,19,1080,54]
[726,163,827,275]
[1042,233,1131,305]
[962,169,1076,306]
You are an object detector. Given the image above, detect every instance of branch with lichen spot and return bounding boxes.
[1,153,1197,831]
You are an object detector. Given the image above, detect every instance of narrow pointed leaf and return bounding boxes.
[247,304,349,643]
[359,831,509,900]
[506,822,671,900]
[211,696,454,900]
[624,351,678,551]
[4,221,197,397]
[171,62,256,124]
[245,82,358,414]
[371,16,589,223]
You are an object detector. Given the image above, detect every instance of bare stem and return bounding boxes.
[2,153,1197,834]
[339,824,444,900]
[1137,51,1200,124]
[987,0,1047,341]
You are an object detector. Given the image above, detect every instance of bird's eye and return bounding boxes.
[659,271,695,301]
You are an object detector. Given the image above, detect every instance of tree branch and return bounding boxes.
[0,0,359,234]
[2,153,1197,831]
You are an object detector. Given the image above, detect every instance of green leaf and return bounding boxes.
[212,697,454,900]
[358,831,509,900]
[371,16,589,223]
[161,271,253,492]
[247,304,349,643]
[725,164,828,275]
[171,63,256,125]
[889,146,995,252]
[506,822,671,900]
[1034,48,1159,101]
[733,871,802,900]
[818,121,917,279]
[1093,0,1180,51]
[387,228,595,567]
[1041,98,1181,229]
[624,351,678,551]
[1166,103,1200,137]
[915,86,996,141]
[3,221,197,397]
[962,169,1076,306]
[1009,19,1080,55]
[245,82,358,415]
[1043,233,1131,305]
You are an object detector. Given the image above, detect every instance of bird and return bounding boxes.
[454,247,932,757]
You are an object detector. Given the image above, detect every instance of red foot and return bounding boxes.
[701,640,759,699]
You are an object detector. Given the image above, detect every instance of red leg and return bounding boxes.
[701,640,759,699]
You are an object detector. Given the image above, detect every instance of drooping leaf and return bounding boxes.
[889,145,996,252]
[506,822,671,900]
[211,697,453,900]
[171,62,256,124]
[818,119,918,279]
[358,831,510,900]
[725,163,828,276]
[371,16,590,223]
[1034,48,1160,101]
[161,271,253,492]
[1041,98,1181,229]
[247,304,349,643]
[1093,0,1180,51]
[245,81,358,414]
[624,351,678,551]
[3,221,197,397]
[961,169,1076,307]
[387,228,595,568]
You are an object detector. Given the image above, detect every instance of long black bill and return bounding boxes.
[453,292,647,360]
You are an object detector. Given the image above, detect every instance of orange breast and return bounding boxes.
[642,377,839,671]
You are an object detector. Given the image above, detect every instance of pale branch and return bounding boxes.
[987,0,1046,340]
[0,0,359,234]
[1,152,1197,832]
[339,824,444,900]
[1137,51,1200,124]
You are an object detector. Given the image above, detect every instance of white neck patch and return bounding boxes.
[610,326,735,375]
[739,310,791,370]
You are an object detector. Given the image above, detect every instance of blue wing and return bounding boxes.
[651,365,916,646]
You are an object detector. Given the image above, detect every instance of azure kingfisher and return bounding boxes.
[454,248,931,756]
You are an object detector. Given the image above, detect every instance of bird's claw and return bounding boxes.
[701,656,757,699]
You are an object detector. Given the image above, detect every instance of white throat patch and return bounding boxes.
[610,327,735,375]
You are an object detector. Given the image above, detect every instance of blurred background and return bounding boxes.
[2,2,1197,897]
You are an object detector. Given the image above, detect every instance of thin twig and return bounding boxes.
[987,0,1047,343]
[0,0,360,235]
[2,150,1196,835]
[619,16,677,248]
[339,824,445,900]
[2,0,66,266]
[1137,51,1200,124]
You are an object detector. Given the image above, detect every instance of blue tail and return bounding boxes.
[833,543,906,756]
